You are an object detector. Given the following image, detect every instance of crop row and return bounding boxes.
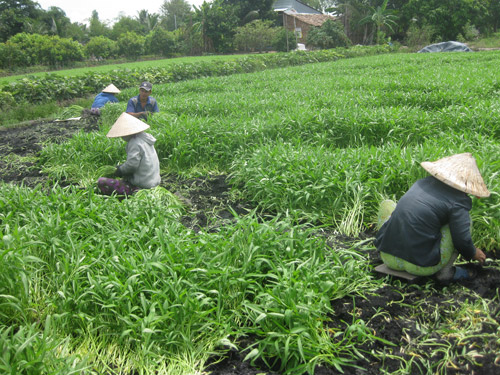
[40,51,500,249]
[0,45,392,107]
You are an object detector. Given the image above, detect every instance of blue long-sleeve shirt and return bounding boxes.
[91,92,119,109]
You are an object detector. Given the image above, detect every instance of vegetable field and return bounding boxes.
[1,51,499,375]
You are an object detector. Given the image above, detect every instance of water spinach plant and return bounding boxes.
[1,50,499,374]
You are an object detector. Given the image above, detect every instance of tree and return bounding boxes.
[146,28,176,56]
[84,36,118,59]
[400,0,489,41]
[486,0,500,33]
[221,0,275,25]
[89,10,110,38]
[46,35,84,67]
[194,0,238,53]
[117,31,145,59]
[41,6,71,36]
[161,0,192,31]
[0,0,41,41]
[360,0,398,44]
[233,19,277,52]
[111,16,144,39]
[272,28,297,52]
[327,0,365,43]
[137,10,160,33]
[307,19,351,49]
[3,32,83,68]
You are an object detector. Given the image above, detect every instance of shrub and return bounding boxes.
[0,42,27,69]
[84,36,118,60]
[272,28,297,52]
[47,36,84,67]
[0,91,14,109]
[145,28,176,57]
[234,20,278,53]
[405,23,435,51]
[117,32,145,59]
[306,20,351,50]
[3,33,84,68]
[457,22,480,42]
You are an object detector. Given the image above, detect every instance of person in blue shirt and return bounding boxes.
[91,84,120,115]
[126,81,159,121]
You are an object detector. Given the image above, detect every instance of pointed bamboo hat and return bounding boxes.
[421,153,490,197]
[106,113,150,138]
[102,84,121,94]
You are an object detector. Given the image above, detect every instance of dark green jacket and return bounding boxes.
[375,176,476,267]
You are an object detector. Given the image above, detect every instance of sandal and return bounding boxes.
[452,266,477,281]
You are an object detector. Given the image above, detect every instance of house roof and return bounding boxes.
[273,0,322,14]
[286,13,337,27]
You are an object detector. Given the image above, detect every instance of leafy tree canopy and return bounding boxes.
[161,0,193,31]
[221,0,275,24]
[0,0,42,41]
[111,16,144,40]
[401,0,490,41]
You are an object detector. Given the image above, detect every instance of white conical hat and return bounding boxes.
[102,84,121,94]
[106,113,150,138]
[421,153,490,197]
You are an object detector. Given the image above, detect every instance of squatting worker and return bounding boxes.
[126,81,159,121]
[374,153,489,283]
[91,84,120,115]
[97,112,161,196]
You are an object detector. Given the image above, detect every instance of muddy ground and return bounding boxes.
[1,117,499,375]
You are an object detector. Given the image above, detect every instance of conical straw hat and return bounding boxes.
[102,84,121,94]
[421,153,490,197]
[106,113,150,138]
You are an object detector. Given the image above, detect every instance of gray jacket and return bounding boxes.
[118,132,161,189]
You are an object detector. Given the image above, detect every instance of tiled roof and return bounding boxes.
[288,13,337,26]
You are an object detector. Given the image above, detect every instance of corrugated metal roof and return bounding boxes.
[273,0,322,14]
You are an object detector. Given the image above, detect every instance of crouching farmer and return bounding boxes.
[97,112,161,196]
[374,153,489,283]
[91,84,120,115]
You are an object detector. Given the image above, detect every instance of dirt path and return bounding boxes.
[1,118,499,375]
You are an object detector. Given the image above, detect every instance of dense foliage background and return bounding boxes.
[1,0,499,71]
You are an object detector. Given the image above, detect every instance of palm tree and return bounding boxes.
[137,10,160,33]
[327,0,367,42]
[360,0,398,44]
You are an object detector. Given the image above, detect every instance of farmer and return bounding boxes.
[91,84,120,115]
[126,81,159,121]
[374,153,489,283]
[97,112,161,196]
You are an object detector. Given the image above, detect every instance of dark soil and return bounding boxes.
[1,118,499,375]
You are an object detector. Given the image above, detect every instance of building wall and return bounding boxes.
[283,14,313,44]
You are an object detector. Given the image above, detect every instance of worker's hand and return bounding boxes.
[473,247,486,264]
[114,166,123,178]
